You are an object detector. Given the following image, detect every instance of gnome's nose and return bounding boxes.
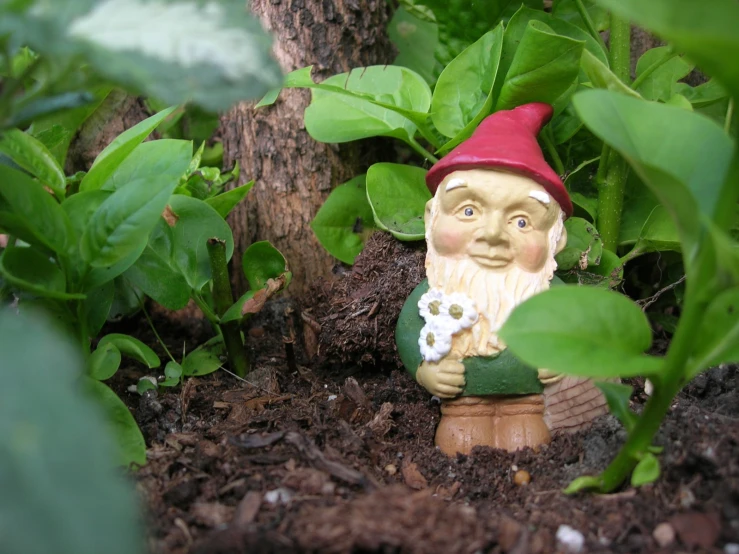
[480,214,509,245]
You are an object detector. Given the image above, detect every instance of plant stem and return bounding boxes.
[207,238,249,377]
[598,155,629,252]
[598,292,706,492]
[408,136,439,164]
[134,287,176,364]
[573,0,608,53]
[541,125,565,176]
[191,292,220,325]
[595,12,631,253]
[725,98,735,134]
[630,49,677,91]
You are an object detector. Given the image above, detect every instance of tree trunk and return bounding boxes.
[221,0,395,298]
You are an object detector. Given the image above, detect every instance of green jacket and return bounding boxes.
[395,279,543,396]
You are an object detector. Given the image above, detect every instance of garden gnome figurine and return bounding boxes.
[396,103,607,455]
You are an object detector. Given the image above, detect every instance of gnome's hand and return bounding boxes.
[416,359,465,398]
[538,368,565,385]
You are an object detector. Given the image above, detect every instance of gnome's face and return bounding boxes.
[427,168,567,273]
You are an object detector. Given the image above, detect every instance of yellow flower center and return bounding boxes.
[449,304,464,320]
[429,300,441,316]
[425,332,435,347]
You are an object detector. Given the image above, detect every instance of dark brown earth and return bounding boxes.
[109,306,739,554]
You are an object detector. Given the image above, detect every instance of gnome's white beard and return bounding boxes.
[425,211,565,359]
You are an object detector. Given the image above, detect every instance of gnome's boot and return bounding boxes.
[435,394,550,455]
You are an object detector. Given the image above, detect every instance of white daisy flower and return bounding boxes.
[443,292,478,333]
[418,288,446,321]
[418,320,453,363]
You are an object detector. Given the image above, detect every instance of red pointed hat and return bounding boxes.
[426,103,572,217]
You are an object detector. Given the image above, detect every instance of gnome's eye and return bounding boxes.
[464,207,474,217]
[517,218,527,228]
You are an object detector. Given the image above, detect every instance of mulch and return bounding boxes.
[109,310,739,554]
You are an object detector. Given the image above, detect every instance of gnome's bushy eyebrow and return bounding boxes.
[529,190,551,205]
[445,177,467,191]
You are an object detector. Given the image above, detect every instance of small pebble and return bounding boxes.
[384,464,398,476]
[726,544,739,554]
[556,525,585,553]
[327,395,337,401]
[652,522,675,548]
[513,469,531,486]
[263,488,293,505]
[644,379,654,396]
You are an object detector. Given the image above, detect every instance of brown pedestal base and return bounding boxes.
[435,395,550,455]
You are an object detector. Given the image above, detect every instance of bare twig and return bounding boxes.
[637,276,686,311]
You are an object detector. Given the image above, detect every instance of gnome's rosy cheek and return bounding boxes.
[432,227,468,256]
[517,242,548,272]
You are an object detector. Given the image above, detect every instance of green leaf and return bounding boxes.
[595,382,638,432]
[679,79,729,108]
[122,229,191,310]
[80,177,174,268]
[495,20,584,111]
[366,163,430,241]
[168,195,234,291]
[83,281,115,336]
[597,0,739,99]
[631,452,660,487]
[431,25,504,139]
[573,90,734,256]
[0,129,66,198]
[82,378,146,467]
[633,206,681,255]
[243,241,288,291]
[98,139,193,194]
[79,107,176,192]
[205,180,254,219]
[689,287,739,372]
[499,286,664,378]
[98,333,160,369]
[387,7,439,85]
[0,310,143,554]
[580,50,642,99]
[552,0,609,33]
[4,1,282,112]
[618,174,660,246]
[0,246,84,300]
[634,47,693,102]
[304,66,432,145]
[88,342,122,381]
[136,378,158,394]
[415,0,543,67]
[160,361,183,387]
[311,175,377,265]
[182,339,225,377]
[564,475,603,494]
[505,6,608,69]
[555,217,603,271]
[221,290,255,323]
[0,165,72,254]
[28,85,112,167]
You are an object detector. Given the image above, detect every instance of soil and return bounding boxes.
[106,306,739,554]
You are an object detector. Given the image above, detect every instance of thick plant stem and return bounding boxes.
[207,238,249,377]
[598,294,706,492]
[596,12,631,253]
[598,155,629,252]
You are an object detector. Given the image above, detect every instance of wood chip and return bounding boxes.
[401,458,428,490]
[230,431,285,449]
[284,431,368,487]
[232,491,262,527]
[367,402,394,437]
[669,511,720,549]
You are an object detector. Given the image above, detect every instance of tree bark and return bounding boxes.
[221,0,395,298]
